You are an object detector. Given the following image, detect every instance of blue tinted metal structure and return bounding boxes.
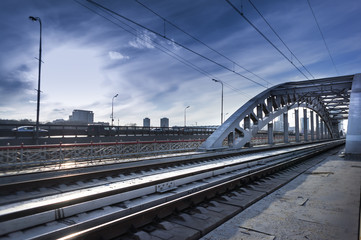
[200,75,356,151]
[345,74,361,158]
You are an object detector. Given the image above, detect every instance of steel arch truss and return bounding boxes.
[200,74,355,150]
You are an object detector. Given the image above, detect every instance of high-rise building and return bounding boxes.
[274,116,284,132]
[69,110,94,124]
[160,117,169,128]
[143,117,150,127]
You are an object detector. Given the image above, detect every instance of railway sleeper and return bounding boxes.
[56,141,342,240]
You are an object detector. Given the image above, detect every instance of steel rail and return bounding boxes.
[51,140,344,240]
[0,139,330,190]
[0,140,332,208]
[0,140,343,238]
[0,143,321,220]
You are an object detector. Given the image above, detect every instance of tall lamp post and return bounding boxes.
[212,79,224,125]
[184,106,190,127]
[29,16,42,143]
[111,94,118,126]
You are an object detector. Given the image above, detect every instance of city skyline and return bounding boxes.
[0,0,360,126]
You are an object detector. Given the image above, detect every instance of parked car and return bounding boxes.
[12,126,48,132]
[12,126,48,137]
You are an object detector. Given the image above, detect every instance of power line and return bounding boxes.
[87,0,268,88]
[74,0,251,99]
[248,0,315,79]
[75,1,212,80]
[135,0,272,87]
[225,0,311,80]
[306,0,339,75]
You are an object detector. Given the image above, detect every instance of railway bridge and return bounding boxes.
[200,74,361,159]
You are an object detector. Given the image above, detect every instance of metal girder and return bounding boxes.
[324,99,349,104]
[271,83,352,96]
[199,74,356,151]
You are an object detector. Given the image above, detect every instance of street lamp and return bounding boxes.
[111,94,118,126]
[29,16,42,143]
[212,79,224,124]
[184,106,190,127]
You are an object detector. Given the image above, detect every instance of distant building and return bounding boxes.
[274,116,284,132]
[69,110,94,124]
[289,126,295,133]
[160,117,169,128]
[143,118,150,127]
[52,119,66,124]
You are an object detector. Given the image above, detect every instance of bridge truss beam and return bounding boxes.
[200,75,355,151]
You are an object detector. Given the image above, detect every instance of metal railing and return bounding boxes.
[0,133,319,172]
[0,139,204,172]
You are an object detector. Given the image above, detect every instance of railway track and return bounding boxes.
[0,140,344,239]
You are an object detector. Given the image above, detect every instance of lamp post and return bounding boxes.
[29,16,42,143]
[111,94,118,126]
[212,79,224,125]
[184,106,190,127]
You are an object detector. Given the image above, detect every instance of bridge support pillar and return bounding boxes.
[320,121,324,139]
[310,111,314,141]
[332,121,340,139]
[325,124,328,139]
[346,74,361,159]
[325,126,330,139]
[316,115,320,140]
[303,108,308,141]
[325,123,328,139]
[268,122,274,145]
[283,112,289,143]
[295,109,300,142]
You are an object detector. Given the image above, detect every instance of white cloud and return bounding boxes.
[163,38,181,51]
[128,30,156,49]
[108,51,130,60]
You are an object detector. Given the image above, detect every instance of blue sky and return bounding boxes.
[0,0,360,126]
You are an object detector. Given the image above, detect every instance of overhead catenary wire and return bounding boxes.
[248,0,315,79]
[74,1,212,80]
[306,0,339,75]
[135,0,272,87]
[74,0,252,98]
[225,0,311,80]
[244,0,324,92]
[87,0,268,89]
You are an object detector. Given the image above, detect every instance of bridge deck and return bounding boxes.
[202,147,361,240]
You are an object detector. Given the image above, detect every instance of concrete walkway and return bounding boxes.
[202,148,361,240]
